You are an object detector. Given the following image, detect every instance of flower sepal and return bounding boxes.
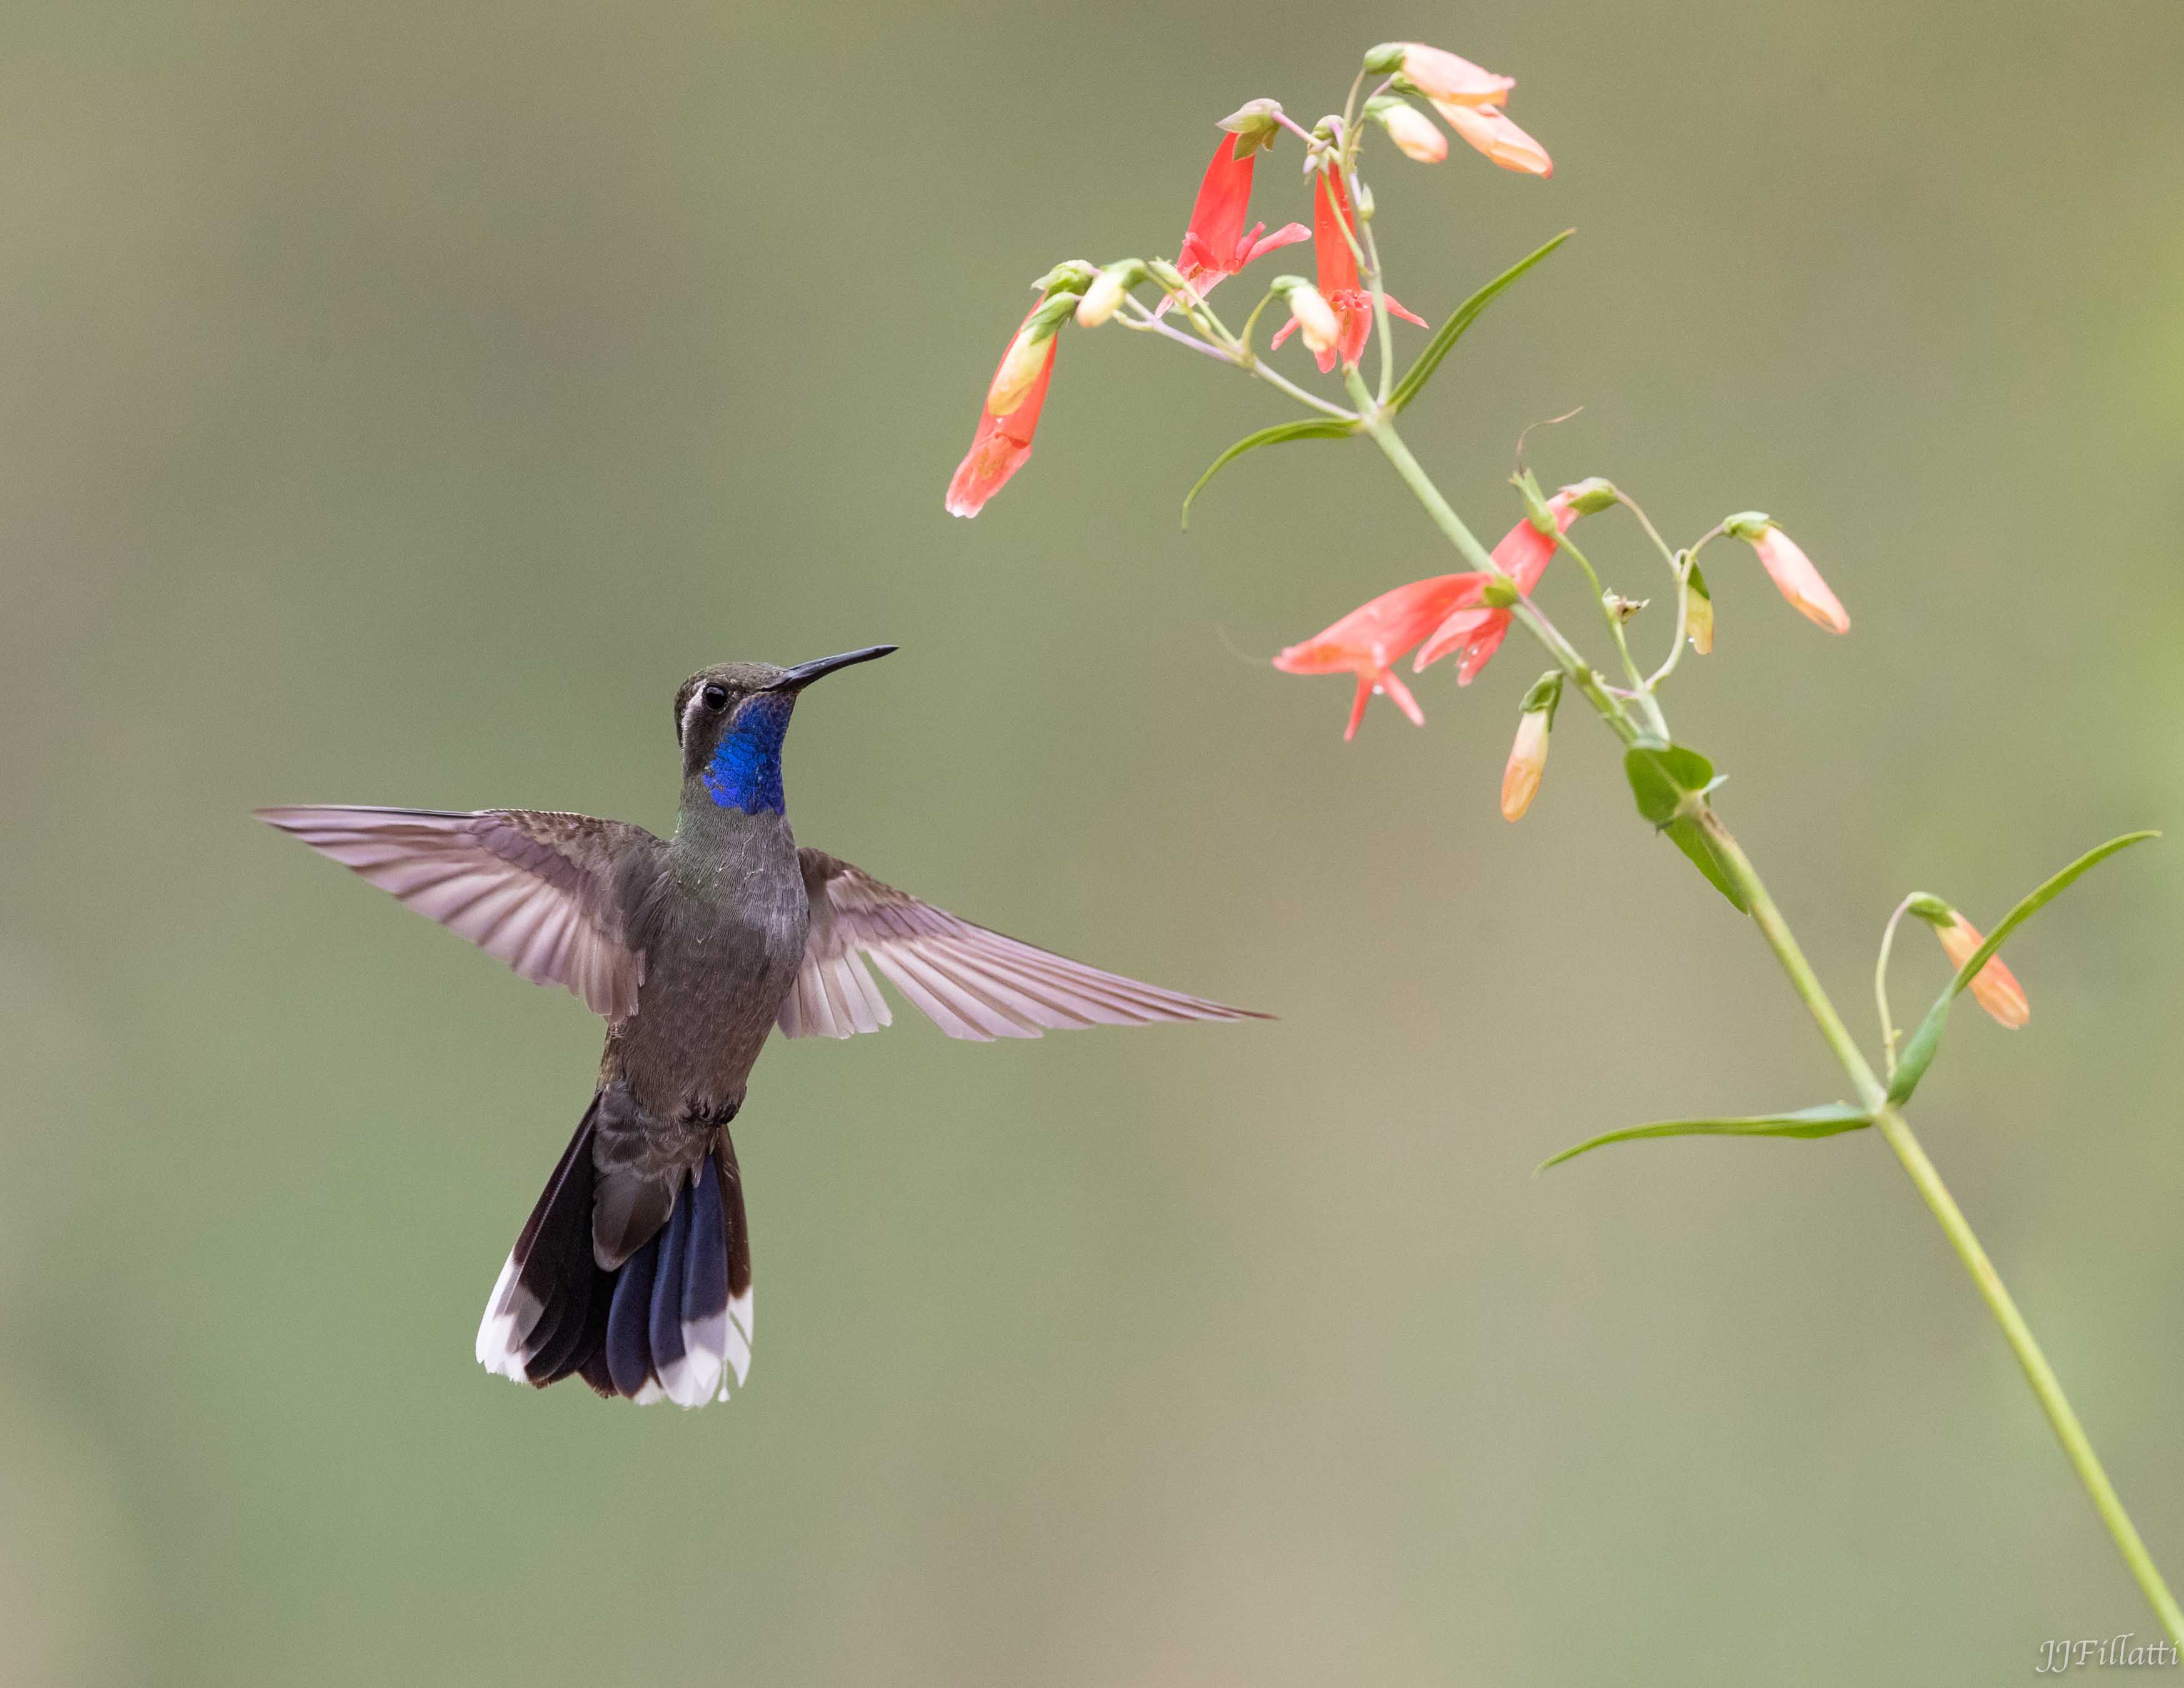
[1217,98,1284,158]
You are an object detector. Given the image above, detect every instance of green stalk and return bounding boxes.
[1356,402,2181,1640]
[1695,809,2183,1645]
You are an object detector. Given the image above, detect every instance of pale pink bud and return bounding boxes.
[1431,99,1553,177]
[1501,707,1550,821]
[1287,285,1341,358]
[1739,520,1849,634]
[985,322,1052,418]
[1075,270,1128,328]
[1935,916,2030,1029]
[1379,103,1448,163]
[1389,44,1515,107]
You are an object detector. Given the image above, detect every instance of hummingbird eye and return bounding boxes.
[701,685,730,712]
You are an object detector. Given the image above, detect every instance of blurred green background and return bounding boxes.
[3,3,2180,1682]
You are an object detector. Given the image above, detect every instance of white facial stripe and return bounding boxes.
[680,685,715,747]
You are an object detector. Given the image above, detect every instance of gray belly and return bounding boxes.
[608,829,810,1119]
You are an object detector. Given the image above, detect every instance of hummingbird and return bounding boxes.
[259,647,1259,1408]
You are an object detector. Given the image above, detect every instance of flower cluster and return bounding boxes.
[944,41,1553,518]
[947,34,2184,1634]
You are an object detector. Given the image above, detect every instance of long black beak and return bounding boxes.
[774,644,897,690]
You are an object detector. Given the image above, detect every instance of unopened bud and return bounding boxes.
[1926,906,2031,1029]
[1501,703,1552,821]
[1604,592,1647,623]
[1728,514,1849,635]
[1369,97,1448,163]
[1284,283,1341,357]
[1372,43,1516,107]
[1683,558,1714,654]
[985,321,1053,417]
[1074,266,1132,328]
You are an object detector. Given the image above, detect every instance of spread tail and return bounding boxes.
[475,1097,753,1407]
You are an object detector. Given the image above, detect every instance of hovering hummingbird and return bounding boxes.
[259,647,1259,1408]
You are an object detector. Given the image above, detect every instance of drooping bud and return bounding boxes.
[1501,672,1562,821]
[1430,99,1552,176]
[1075,262,1144,328]
[1217,98,1285,159]
[1274,276,1341,358]
[1368,43,1516,106]
[1908,899,2030,1028]
[1683,558,1714,654]
[1724,513,1849,634]
[1366,95,1447,163]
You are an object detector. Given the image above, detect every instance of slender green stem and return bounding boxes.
[1697,809,2183,1644]
[1875,895,1916,1076]
[1118,301,1356,420]
[1544,523,1669,739]
[1352,407,2180,1639]
[1868,1104,2184,1647]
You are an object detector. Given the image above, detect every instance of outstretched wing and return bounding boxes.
[781,847,1266,1042]
[257,806,662,1019]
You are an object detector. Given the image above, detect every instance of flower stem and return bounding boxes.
[1696,809,2184,1645]
[1358,408,2180,1639]
[1118,303,1356,420]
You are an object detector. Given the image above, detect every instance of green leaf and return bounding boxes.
[1179,418,1355,528]
[1538,1103,1871,1172]
[1623,744,1748,910]
[1662,816,1749,911]
[1624,743,1714,827]
[1388,230,1573,415]
[1886,830,2160,1104]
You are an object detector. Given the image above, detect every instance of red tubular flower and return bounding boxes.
[945,308,1058,519]
[1273,574,1483,739]
[1412,490,1581,682]
[1268,173,1427,372]
[1170,136,1310,301]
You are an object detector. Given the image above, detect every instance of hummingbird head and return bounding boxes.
[673,646,895,814]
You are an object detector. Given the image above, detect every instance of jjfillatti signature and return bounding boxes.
[2035,1633,2180,1673]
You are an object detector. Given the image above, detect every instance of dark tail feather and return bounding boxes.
[475,1100,752,1408]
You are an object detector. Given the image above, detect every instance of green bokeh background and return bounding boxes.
[4,4,2180,1682]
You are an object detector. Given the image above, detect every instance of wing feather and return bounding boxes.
[778,848,1265,1043]
[258,805,661,1019]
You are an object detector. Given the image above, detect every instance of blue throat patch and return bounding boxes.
[702,694,792,814]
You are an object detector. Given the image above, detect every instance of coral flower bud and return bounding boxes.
[1431,99,1553,176]
[985,322,1052,418]
[1286,284,1341,358]
[1500,674,1561,821]
[1934,914,2031,1029]
[1075,268,1129,328]
[1727,514,1849,634]
[1369,43,1516,106]
[1375,101,1448,163]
